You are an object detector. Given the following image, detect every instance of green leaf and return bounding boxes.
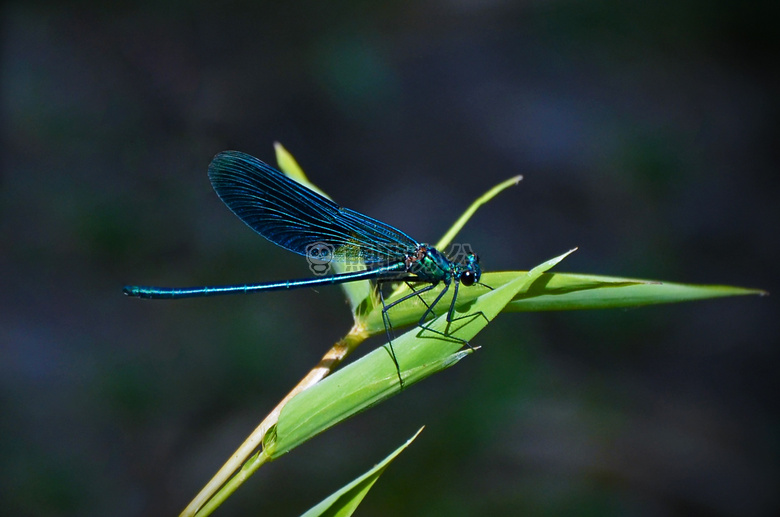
[268,250,575,458]
[497,271,766,311]
[300,427,424,517]
[435,174,523,251]
[362,270,765,334]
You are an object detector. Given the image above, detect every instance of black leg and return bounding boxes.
[378,288,404,387]
[377,281,441,388]
[418,280,488,351]
[376,279,491,383]
[381,281,439,314]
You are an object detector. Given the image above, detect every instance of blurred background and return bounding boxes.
[2,1,778,515]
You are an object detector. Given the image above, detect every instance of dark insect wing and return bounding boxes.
[207,151,419,264]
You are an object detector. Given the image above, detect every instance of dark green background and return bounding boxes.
[2,2,777,515]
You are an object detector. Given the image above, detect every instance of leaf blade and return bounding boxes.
[300,428,424,517]
[271,250,575,457]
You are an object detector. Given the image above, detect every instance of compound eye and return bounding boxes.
[461,270,476,286]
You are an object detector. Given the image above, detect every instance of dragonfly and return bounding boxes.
[124,151,486,384]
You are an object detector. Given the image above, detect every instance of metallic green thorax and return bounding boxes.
[405,245,481,287]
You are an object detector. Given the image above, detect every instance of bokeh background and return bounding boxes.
[2,2,778,516]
